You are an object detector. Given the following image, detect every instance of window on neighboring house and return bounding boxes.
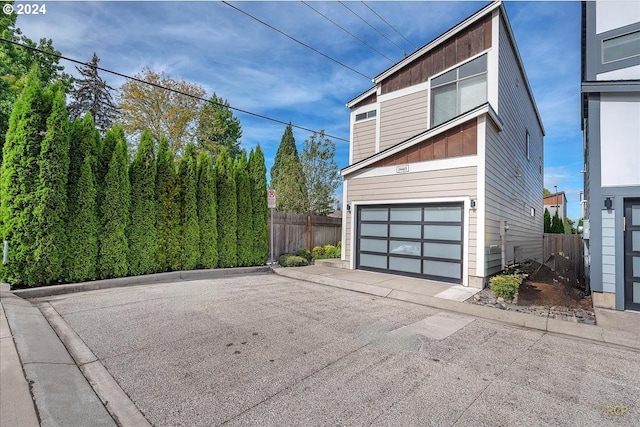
[431,54,487,127]
[602,30,640,63]
[355,109,377,121]
[526,130,530,160]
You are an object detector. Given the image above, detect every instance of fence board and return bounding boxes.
[543,234,584,282]
[267,212,342,257]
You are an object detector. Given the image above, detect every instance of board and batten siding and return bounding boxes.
[345,166,478,280]
[379,89,429,151]
[352,119,376,163]
[482,17,544,275]
[601,209,616,293]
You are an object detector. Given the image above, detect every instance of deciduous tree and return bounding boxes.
[118,67,205,155]
[197,94,242,159]
[301,131,341,216]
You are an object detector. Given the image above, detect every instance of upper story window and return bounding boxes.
[355,109,377,122]
[602,30,640,63]
[431,54,487,127]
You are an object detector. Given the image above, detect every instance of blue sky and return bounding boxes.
[15,1,584,219]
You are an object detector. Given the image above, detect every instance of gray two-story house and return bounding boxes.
[582,0,640,311]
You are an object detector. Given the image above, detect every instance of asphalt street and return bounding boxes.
[34,273,640,426]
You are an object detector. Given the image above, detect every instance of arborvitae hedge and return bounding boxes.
[196,150,218,269]
[248,145,268,265]
[128,130,157,275]
[0,69,52,285]
[68,113,100,202]
[216,149,237,268]
[235,153,253,267]
[156,137,181,272]
[178,143,199,270]
[65,155,99,282]
[33,88,70,285]
[98,135,130,279]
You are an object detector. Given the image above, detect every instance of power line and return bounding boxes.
[361,2,418,50]
[221,1,372,80]
[339,1,406,57]
[302,1,395,64]
[0,37,350,143]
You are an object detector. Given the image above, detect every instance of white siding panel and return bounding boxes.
[483,19,544,275]
[379,89,429,151]
[601,209,617,293]
[352,120,377,163]
[596,1,640,34]
[600,94,640,187]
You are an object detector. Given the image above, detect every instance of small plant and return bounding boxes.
[278,254,309,267]
[295,248,312,262]
[489,274,523,300]
[312,246,325,259]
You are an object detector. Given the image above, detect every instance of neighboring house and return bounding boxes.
[543,192,567,220]
[340,1,544,288]
[581,1,640,311]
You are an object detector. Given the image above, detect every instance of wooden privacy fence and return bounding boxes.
[543,233,584,282]
[268,212,342,257]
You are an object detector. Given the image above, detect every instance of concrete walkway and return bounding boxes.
[272,262,640,351]
[1,264,638,426]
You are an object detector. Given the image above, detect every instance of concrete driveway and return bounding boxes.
[33,273,640,426]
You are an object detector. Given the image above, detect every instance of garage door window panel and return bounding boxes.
[389,257,421,274]
[360,254,387,269]
[423,260,462,280]
[361,223,388,237]
[360,238,388,253]
[389,240,421,256]
[423,242,461,260]
[423,224,462,241]
[390,224,422,239]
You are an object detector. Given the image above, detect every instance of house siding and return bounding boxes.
[379,89,429,151]
[352,119,377,163]
[482,16,544,275]
[345,166,478,280]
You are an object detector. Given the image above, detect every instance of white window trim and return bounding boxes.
[428,52,489,128]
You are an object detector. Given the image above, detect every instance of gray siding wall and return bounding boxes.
[483,18,544,275]
[352,120,376,163]
[345,166,478,279]
[379,89,429,151]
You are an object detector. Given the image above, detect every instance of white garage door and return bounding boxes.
[356,204,464,283]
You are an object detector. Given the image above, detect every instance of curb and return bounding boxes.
[12,266,271,299]
[271,267,640,351]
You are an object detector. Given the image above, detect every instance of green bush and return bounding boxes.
[295,248,312,262]
[311,246,325,259]
[278,254,309,267]
[312,243,340,260]
[489,274,523,300]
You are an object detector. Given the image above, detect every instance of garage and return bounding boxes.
[356,203,464,283]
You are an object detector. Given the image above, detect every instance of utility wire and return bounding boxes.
[221,1,372,80]
[339,1,405,57]
[361,2,418,50]
[0,37,350,143]
[302,1,395,64]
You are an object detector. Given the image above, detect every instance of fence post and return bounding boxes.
[307,215,312,250]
